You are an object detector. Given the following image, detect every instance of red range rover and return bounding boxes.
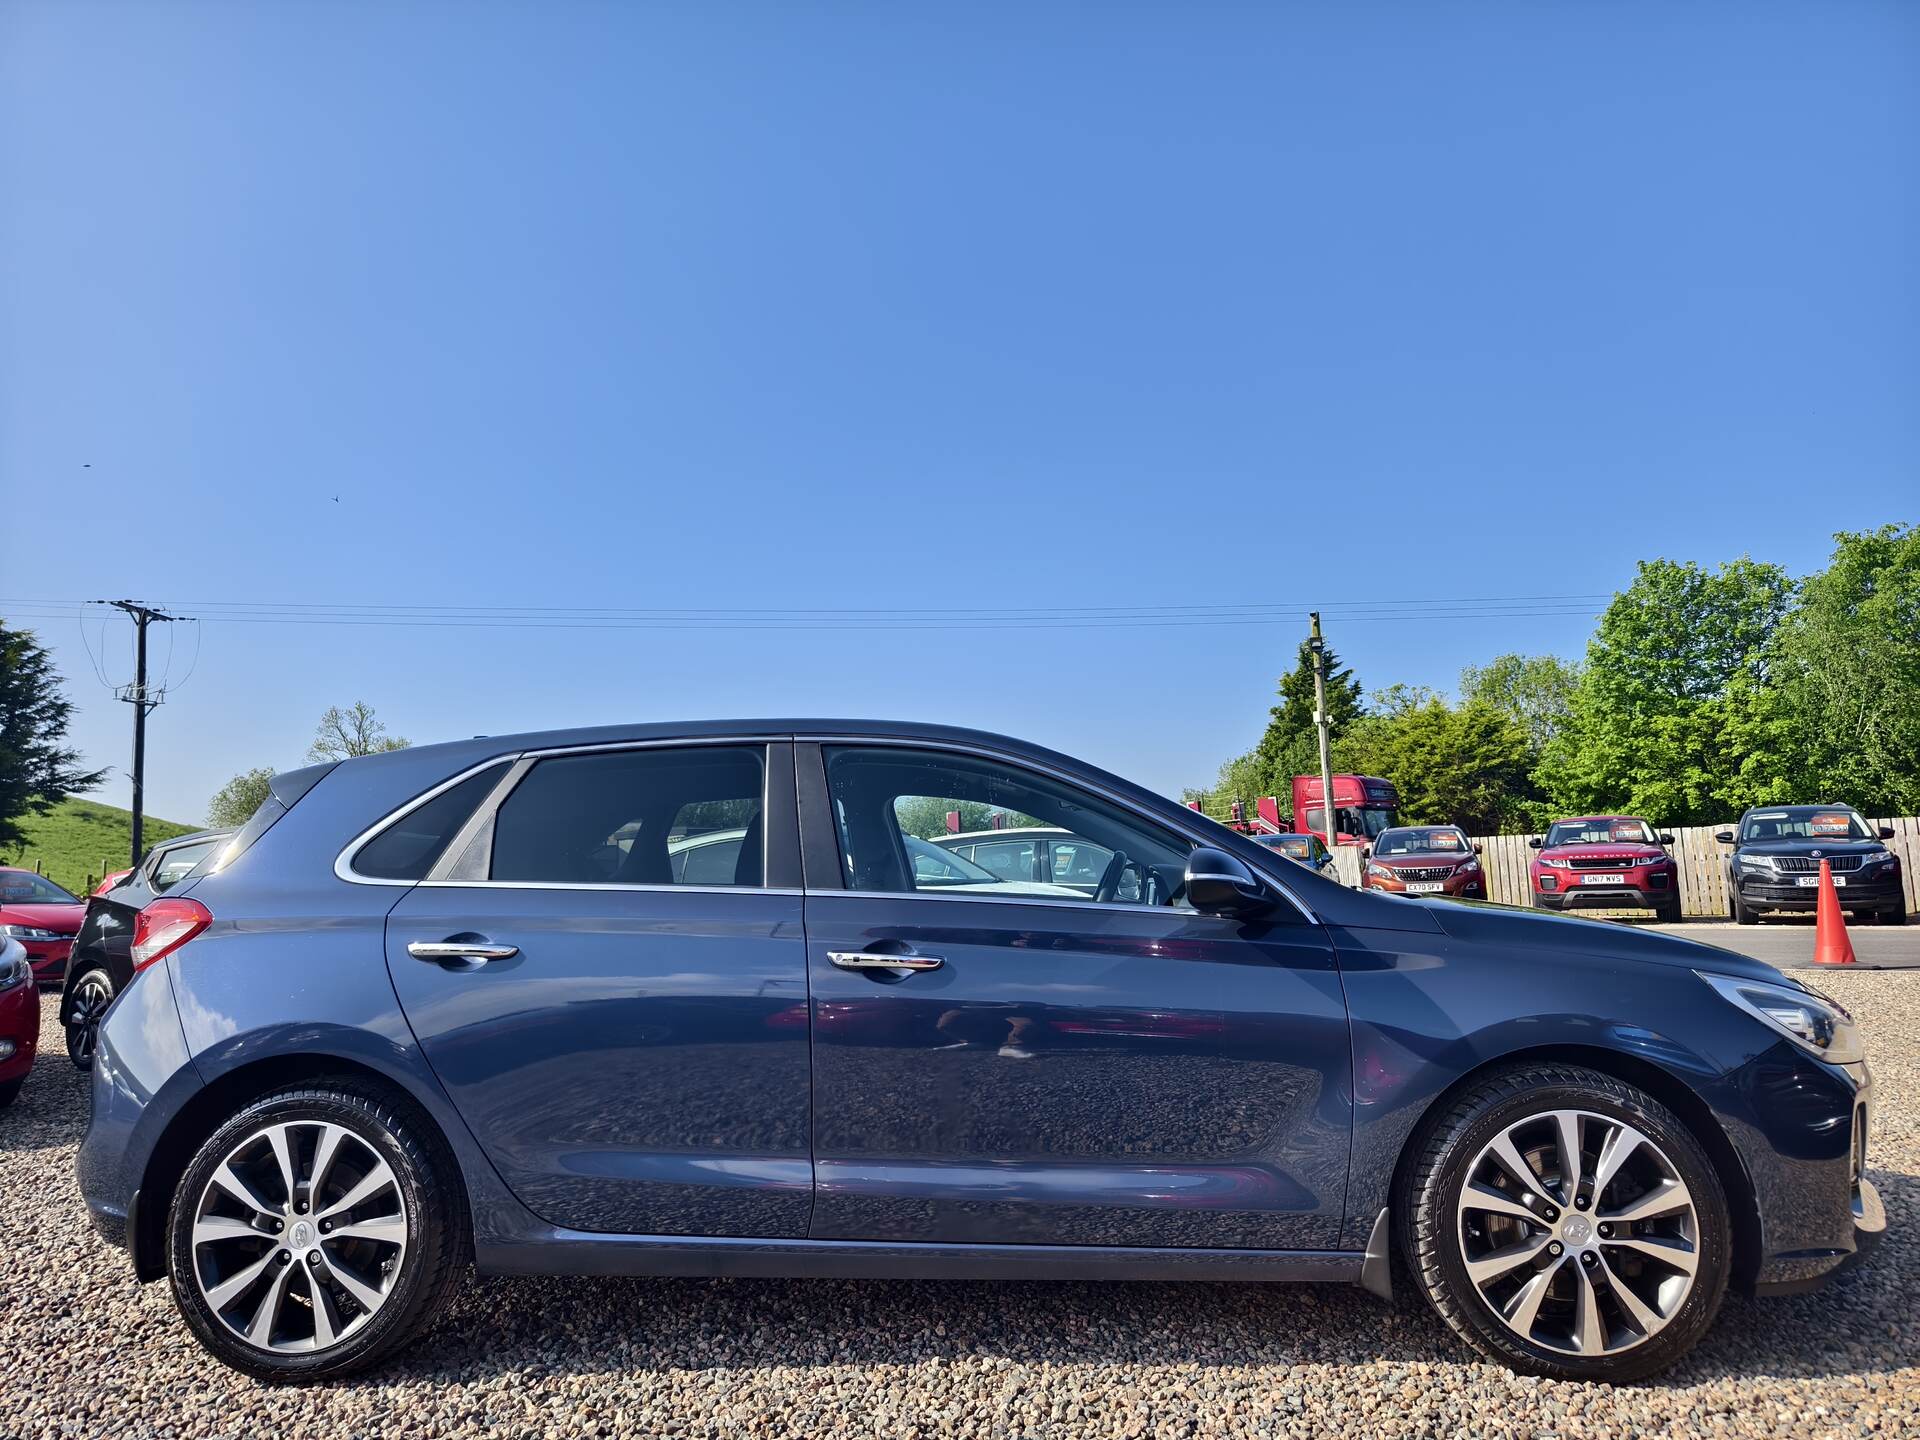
[1361,825,1487,898]
[1529,815,1680,921]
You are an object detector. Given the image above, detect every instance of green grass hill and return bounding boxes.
[1,799,197,897]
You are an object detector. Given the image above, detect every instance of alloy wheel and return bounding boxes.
[67,973,115,1065]
[1455,1108,1700,1357]
[189,1121,411,1353]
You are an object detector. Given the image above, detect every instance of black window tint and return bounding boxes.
[491,747,765,886]
[355,764,511,881]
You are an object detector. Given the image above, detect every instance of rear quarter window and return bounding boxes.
[351,763,513,881]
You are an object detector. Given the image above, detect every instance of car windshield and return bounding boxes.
[906,835,1001,885]
[0,871,79,904]
[1546,818,1656,846]
[1740,808,1873,842]
[1373,828,1468,856]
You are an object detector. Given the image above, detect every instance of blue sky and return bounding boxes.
[3,2,1915,824]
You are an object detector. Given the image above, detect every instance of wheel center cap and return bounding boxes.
[289,1221,313,1248]
[1561,1215,1592,1245]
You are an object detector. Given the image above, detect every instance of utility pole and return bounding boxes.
[1308,612,1337,851]
[101,600,184,865]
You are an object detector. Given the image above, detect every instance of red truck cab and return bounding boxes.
[1291,774,1398,846]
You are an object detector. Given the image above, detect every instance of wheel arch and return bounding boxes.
[1386,1043,1762,1296]
[131,1052,473,1283]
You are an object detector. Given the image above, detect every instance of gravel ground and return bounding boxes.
[2,979,1916,1440]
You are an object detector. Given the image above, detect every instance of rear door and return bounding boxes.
[383,739,813,1237]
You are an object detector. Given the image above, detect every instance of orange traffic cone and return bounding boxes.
[1812,858,1856,967]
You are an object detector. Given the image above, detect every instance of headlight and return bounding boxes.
[1860,846,1894,866]
[0,949,30,993]
[1367,863,1395,880]
[1737,854,1775,872]
[1631,855,1666,867]
[1459,859,1481,875]
[1698,972,1863,1064]
[1539,856,1570,869]
[0,924,64,941]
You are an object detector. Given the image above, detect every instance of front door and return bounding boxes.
[385,740,813,1237]
[802,743,1352,1251]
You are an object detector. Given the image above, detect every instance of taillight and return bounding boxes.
[131,897,213,971]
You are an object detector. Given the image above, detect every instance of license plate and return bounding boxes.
[1580,873,1625,885]
[1796,875,1845,887]
[1406,881,1446,894]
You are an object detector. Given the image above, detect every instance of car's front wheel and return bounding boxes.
[65,967,116,1068]
[166,1083,466,1381]
[1402,1063,1731,1382]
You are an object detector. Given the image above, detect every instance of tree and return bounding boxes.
[1768,524,1920,815]
[1460,653,1581,753]
[207,768,274,827]
[308,702,410,763]
[1251,641,1363,794]
[1337,690,1540,835]
[0,621,108,848]
[1540,557,1794,824]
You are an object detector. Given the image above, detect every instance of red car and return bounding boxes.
[0,868,86,986]
[0,938,38,1109]
[1361,825,1487,898]
[94,869,133,896]
[1528,814,1680,921]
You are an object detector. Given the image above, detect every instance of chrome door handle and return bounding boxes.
[407,941,519,963]
[829,950,943,971]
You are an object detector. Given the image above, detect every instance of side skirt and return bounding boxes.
[477,1232,1367,1285]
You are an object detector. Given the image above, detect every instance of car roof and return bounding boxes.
[154,828,233,850]
[1550,815,1646,826]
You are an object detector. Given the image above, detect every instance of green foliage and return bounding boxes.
[1191,526,1916,835]
[0,621,110,850]
[207,768,275,827]
[893,795,1042,840]
[0,798,195,895]
[1337,690,1540,834]
[1767,524,1920,814]
[308,702,411,763]
[1541,557,1794,824]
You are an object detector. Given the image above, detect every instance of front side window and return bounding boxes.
[825,747,1193,908]
[491,746,765,886]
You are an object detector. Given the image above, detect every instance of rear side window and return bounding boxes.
[490,746,765,886]
[151,840,222,893]
[353,763,512,881]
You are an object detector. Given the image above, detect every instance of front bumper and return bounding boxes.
[1731,1048,1888,1295]
[1535,868,1676,909]
[1736,872,1904,912]
[21,937,75,985]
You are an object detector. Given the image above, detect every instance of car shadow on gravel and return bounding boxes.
[373,1168,1915,1391]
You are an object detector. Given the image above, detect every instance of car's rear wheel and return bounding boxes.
[167,1083,466,1381]
[1402,1063,1730,1382]
[65,967,115,1069]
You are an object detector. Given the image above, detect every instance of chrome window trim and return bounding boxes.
[412,880,802,896]
[336,736,781,890]
[810,886,1203,918]
[799,733,1319,926]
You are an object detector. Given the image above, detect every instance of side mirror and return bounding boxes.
[1714,831,1735,845]
[1658,833,1675,845]
[1185,847,1272,917]
[1880,826,1896,840]
[1527,837,1543,849]
[1473,843,1483,854]
[1360,845,1371,860]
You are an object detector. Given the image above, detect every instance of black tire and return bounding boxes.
[1530,893,1558,911]
[65,966,116,1069]
[166,1082,467,1382]
[1655,896,1682,925]
[1883,906,1909,927]
[0,1077,21,1109]
[1731,887,1757,925]
[1401,1063,1731,1382]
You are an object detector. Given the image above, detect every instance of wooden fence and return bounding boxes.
[1329,817,1920,918]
